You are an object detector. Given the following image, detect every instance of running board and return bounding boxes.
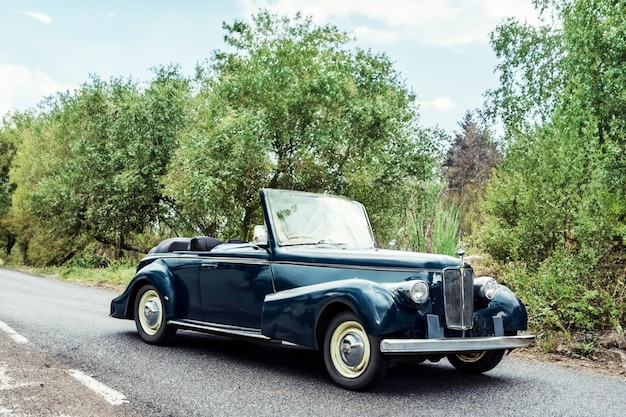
[168,319,270,340]
[167,319,301,347]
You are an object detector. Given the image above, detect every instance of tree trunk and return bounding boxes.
[95,235,149,254]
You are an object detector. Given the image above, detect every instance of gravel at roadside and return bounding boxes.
[0,328,137,417]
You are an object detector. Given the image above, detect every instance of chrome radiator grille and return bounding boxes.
[443,268,474,330]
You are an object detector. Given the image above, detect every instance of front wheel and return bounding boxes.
[323,312,389,390]
[134,284,176,345]
[447,350,504,373]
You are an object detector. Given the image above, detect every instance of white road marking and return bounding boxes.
[0,320,128,407]
[0,321,29,345]
[68,369,129,406]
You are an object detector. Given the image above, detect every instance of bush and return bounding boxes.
[501,249,625,348]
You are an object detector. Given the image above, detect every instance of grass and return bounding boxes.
[404,202,461,256]
[0,258,134,291]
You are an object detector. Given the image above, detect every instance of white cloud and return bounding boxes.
[421,96,456,112]
[237,0,542,47]
[23,11,53,24]
[107,11,116,19]
[353,26,402,45]
[0,64,68,117]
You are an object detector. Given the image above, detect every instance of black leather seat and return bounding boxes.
[189,236,223,251]
[148,237,192,253]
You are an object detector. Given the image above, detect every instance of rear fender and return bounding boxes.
[261,278,398,349]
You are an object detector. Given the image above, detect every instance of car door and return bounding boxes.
[199,248,273,329]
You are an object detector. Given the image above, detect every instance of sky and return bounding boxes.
[0,0,542,136]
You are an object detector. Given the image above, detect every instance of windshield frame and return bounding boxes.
[262,189,376,249]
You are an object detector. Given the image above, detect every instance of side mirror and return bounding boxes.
[253,225,269,247]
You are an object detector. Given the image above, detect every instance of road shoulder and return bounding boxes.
[0,324,137,417]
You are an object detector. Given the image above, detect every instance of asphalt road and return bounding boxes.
[1,267,625,417]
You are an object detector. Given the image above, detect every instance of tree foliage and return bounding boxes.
[0,112,24,256]
[166,11,441,241]
[0,11,444,264]
[442,111,501,239]
[483,0,626,335]
[2,67,190,265]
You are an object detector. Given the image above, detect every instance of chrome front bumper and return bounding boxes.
[379,335,535,355]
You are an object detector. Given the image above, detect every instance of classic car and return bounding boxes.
[110,189,533,390]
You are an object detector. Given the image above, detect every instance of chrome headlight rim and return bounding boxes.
[385,280,430,306]
[408,280,430,304]
[475,276,500,300]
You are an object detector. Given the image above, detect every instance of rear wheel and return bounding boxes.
[447,350,504,373]
[134,284,176,345]
[323,312,388,390]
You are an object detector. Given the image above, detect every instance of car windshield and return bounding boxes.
[264,189,376,248]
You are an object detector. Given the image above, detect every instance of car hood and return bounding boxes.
[273,246,463,271]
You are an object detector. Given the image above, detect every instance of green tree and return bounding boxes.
[4,67,190,265]
[442,111,501,239]
[3,104,77,264]
[166,11,442,241]
[483,0,626,335]
[0,112,26,256]
[66,68,189,256]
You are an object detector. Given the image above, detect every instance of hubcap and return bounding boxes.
[340,334,365,367]
[138,290,162,336]
[143,299,160,328]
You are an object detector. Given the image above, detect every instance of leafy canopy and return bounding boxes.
[483,0,626,334]
[167,11,442,241]
[3,67,190,264]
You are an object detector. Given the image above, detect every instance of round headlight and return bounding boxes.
[409,280,429,304]
[480,277,500,300]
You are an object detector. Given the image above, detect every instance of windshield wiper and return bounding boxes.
[281,236,319,246]
[316,240,353,246]
[281,238,355,247]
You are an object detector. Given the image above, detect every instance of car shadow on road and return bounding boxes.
[171,330,329,376]
[118,329,527,395]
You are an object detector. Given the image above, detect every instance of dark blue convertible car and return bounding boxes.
[111,189,533,389]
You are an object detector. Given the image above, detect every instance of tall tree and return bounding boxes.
[4,103,78,264]
[5,67,190,264]
[442,111,501,238]
[0,112,25,255]
[483,0,626,333]
[166,11,442,241]
[64,68,190,255]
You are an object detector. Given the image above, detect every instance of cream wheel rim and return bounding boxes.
[455,351,487,363]
[330,320,370,378]
[138,290,163,336]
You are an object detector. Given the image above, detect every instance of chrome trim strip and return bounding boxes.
[379,335,535,354]
[143,254,454,273]
[142,254,270,266]
[272,261,444,273]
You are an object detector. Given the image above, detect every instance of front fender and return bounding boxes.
[474,285,528,333]
[110,259,176,320]
[261,278,399,349]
